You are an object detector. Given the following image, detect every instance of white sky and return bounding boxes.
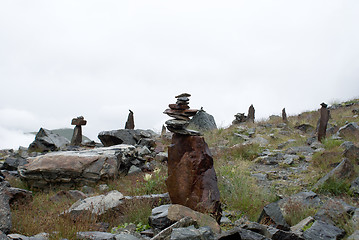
[1,0,359,149]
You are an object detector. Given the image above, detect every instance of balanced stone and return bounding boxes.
[232,113,247,125]
[71,116,87,146]
[318,103,330,142]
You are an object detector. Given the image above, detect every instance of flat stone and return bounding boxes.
[302,220,345,240]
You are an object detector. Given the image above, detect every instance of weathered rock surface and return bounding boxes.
[0,192,11,234]
[1,157,27,171]
[64,190,124,219]
[337,122,359,139]
[188,109,217,131]
[314,198,356,226]
[170,225,215,240]
[19,145,135,188]
[28,128,70,152]
[167,134,222,223]
[302,220,345,240]
[125,110,135,130]
[50,190,87,202]
[98,129,158,147]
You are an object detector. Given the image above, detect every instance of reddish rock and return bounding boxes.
[166,134,222,223]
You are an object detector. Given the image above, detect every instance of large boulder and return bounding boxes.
[19,145,135,189]
[166,134,222,223]
[257,202,290,231]
[98,129,158,147]
[302,220,345,240]
[188,109,217,131]
[28,128,70,152]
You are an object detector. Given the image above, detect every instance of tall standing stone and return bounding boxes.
[282,108,288,123]
[318,103,330,142]
[164,94,222,223]
[125,110,135,130]
[248,104,255,123]
[71,116,87,146]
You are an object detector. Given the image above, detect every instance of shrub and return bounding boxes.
[282,198,318,226]
[316,177,351,196]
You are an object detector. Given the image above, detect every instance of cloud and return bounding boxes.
[0,126,34,149]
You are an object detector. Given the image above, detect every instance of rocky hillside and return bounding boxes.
[0,98,358,239]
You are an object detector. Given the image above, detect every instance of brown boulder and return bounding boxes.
[166,134,221,223]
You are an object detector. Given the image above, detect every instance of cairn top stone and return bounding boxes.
[71,116,87,126]
[175,93,191,98]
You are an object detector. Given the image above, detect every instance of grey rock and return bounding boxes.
[188,109,217,131]
[19,145,135,189]
[286,146,314,156]
[114,233,141,240]
[343,144,359,161]
[170,225,215,240]
[234,133,250,141]
[302,220,345,240]
[3,187,33,206]
[2,157,27,171]
[137,146,151,156]
[267,227,304,240]
[279,191,321,210]
[249,136,269,147]
[127,166,142,175]
[76,232,116,240]
[347,230,359,240]
[28,128,70,152]
[0,193,11,234]
[257,202,290,231]
[337,122,359,138]
[314,198,356,226]
[63,190,124,219]
[152,217,196,240]
[148,204,173,230]
[295,124,314,133]
[290,216,315,237]
[313,158,354,190]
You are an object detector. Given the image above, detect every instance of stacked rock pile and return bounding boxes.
[163,93,200,135]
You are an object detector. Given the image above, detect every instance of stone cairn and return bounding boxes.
[71,116,87,146]
[282,108,288,123]
[163,93,200,136]
[232,113,247,124]
[247,104,255,123]
[125,110,135,129]
[318,102,330,142]
[164,93,222,223]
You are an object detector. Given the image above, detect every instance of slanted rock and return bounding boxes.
[28,128,70,152]
[337,122,359,139]
[314,198,356,226]
[342,142,359,161]
[0,192,11,234]
[257,202,290,231]
[188,108,217,131]
[282,108,288,123]
[313,158,354,190]
[19,145,135,189]
[125,110,135,130]
[170,225,215,240]
[71,116,87,146]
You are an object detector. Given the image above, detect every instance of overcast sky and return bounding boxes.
[1,0,359,149]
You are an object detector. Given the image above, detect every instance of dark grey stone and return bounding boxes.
[350,177,359,194]
[218,227,269,240]
[2,157,27,171]
[98,129,158,147]
[28,128,70,152]
[170,225,215,240]
[285,146,314,156]
[0,193,11,234]
[267,227,304,240]
[302,220,345,240]
[257,202,290,231]
[148,204,173,230]
[76,231,116,240]
[188,109,217,131]
[314,198,356,226]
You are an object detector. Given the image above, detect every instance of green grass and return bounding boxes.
[315,177,352,196]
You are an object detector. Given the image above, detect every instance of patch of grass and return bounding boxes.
[216,161,277,221]
[282,199,318,226]
[315,177,352,196]
[310,151,342,176]
[219,144,262,162]
[322,139,344,150]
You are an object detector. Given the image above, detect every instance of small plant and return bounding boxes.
[111,222,150,233]
[315,177,351,196]
[283,198,318,226]
[302,221,313,232]
[137,167,167,195]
